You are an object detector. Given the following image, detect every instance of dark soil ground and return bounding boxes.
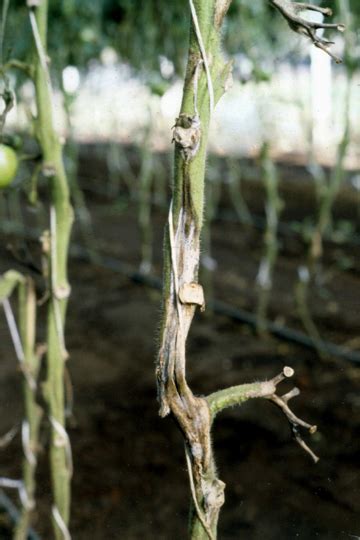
[0,147,359,539]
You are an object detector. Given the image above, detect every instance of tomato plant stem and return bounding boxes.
[30,1,74,538]
[14,279,42,540]
[156,1,233,537]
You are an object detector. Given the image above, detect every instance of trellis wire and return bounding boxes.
[0,478,32,511]
[70,245,360,365]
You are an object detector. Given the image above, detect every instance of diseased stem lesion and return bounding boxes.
[156,3,231,537]
[157,1,343,538]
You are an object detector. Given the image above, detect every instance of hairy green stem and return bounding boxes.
[156,1,335,538]
[207,382,267,418]
[30,2,74,537]
[295,275,326,359]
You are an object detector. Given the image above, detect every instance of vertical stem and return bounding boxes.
[7,189,25,238]
[138,120,154,274]
[295,271,326,359]
[256,142,282,334]
[30,2,74,538]
[157,1,232,538]
[295,0,353,355]
[226,157,252,225]
[310,73,352,262]
[201,156,221,307]
[310,0,354,263]
[295,76,352,356]
[106,138,136,199]
[63,90,98,262]
[14,279,42,540]
[106,140,121,198]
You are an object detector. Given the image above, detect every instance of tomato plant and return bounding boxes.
[0,144,18,188]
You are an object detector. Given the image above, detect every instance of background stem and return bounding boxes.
[31,2,74,537]
[14,279,42,540]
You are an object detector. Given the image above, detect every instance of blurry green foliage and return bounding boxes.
[1,0,358,79]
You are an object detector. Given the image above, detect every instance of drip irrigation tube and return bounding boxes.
[70,245,360,364]
[76,186,360,248]
[1,223,359,364]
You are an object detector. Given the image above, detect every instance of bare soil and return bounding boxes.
[0,147,359,539]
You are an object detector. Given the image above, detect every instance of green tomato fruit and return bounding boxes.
[0,144,18,188]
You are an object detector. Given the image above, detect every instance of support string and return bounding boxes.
[0,478,33,510]
[2,298,37,390]
[28,8,56,127]
[22,420,37,467]
[52,505,71,540]
[49,416,73,477]
[188,0,215,114]
[185,444,214,540]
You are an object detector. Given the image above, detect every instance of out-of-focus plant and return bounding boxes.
[29,3,74,537]
[256,141,283,334]
[137,79,169,274]
[200,154,222,306]
[225,156,252,224]
[0,271,42,540]
[0,1,74,537]
[61,72,98,262]
[295,0,357,355]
